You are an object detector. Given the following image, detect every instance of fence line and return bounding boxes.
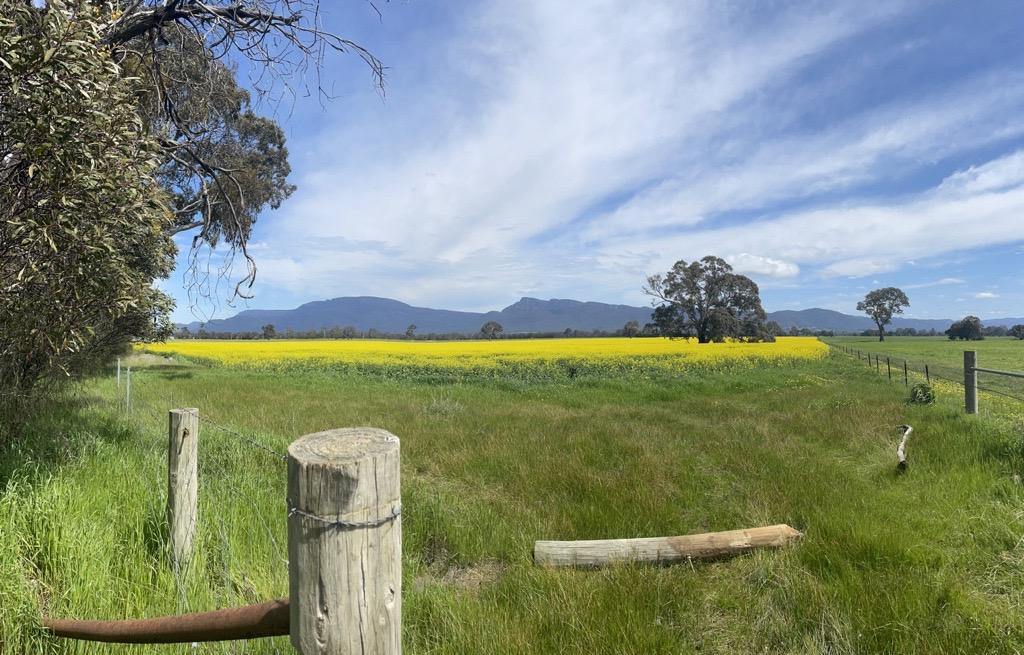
[828,342,1024,412]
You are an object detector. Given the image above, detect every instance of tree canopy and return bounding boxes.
[946,316,984,341]
[1010,325,1024,340]
[480,321,504,339]
[856,287,909,342]
[644,256,774,343]
[1,0,381,422]
[1,3,174,401]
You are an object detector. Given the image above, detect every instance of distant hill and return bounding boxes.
[185,296,653,334]
[183,297,1023,335]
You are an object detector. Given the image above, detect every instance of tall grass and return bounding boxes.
[2,351,1023,652]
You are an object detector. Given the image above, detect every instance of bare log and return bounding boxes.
[534,524,802,568]
[896,424,913,472]
[43,599,288,644]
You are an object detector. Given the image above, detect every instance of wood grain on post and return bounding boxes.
[534,524,802,568]
[168,409,199,573]
[288,428,401,655]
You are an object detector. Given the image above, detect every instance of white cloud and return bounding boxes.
[189,0,1024,319]
[974,291,999,299]
[728,253,800,278]
[905,277,966,289]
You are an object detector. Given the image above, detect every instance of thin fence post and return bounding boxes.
[288,428,402,654]
[964,351,978,414]
[926,364,930,384]
[886,357,891,381]
[125,367,131,412]
[903,361,908,386]
[875,355,880,374]
[168,409,199,574]
[116,357,121,390]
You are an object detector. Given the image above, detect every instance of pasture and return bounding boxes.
[2,340,1024,653]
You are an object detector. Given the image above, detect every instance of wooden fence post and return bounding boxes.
[288,428,401,655]
[903,361,908,386]
[168,409,199,573]
[886,357,891,381]
[925,364,930,384]
[964,351,978,414]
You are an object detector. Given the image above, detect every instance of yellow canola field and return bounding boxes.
[143,337,827,375]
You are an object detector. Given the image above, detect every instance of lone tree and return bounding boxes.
[946,316,984,341]
[856,287,909,342]
[623,320,640,338]
[644,256,774,343]
[261,324,276,340]
[405,324,417,338]
[480,321,504,339]
[1010,324,1024,340]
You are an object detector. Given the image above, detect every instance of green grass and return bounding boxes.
[3,351,1024,652]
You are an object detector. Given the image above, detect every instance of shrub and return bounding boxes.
[909,383,936,405]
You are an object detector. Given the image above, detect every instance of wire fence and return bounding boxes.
[826,342,1024,407]
[102,358,293,650]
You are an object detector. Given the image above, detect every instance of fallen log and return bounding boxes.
[43,598,289,644]
[896,424,913,472]
[534,524,802,568]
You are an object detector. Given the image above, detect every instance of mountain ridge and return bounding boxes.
[182,296,1024,334]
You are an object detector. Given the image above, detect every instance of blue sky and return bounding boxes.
[167,0,1024,323]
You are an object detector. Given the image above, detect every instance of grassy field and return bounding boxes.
[825,336,1024,403]
[2,341,1024,653]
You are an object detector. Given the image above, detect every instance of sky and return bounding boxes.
[167,0,1024,323]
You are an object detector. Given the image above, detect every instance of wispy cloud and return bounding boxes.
[173,0,1024,320]
[974,291,999,299]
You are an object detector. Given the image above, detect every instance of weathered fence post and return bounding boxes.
[288,428,401,654]
[925,364,930,384]
[964,351,978,414]
[886,357,891,381]
[903,361,908,386]
[116,357,121,390]
[168,409,199,573]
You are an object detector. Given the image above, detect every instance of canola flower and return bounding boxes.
[143,337,828,379]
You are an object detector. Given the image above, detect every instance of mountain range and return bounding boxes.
[183,296,1024,335]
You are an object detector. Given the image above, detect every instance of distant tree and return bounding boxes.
[623,320,641,338]
[480,321,504,339]
[341,326,358,339]
[261,324,276,340]
[856,287,910,342]
[983,325,1008,337]
[406,324,417,338]
[946,316,984,341]
[765,321,783,338]
[563,328,573,338]
[644,256,773,343]
[1011,324,1024,340]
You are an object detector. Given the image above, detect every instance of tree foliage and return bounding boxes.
[946,316,984,341]
[644,256,774,343]
[1,2,173,402]
[623,320,640,338]
[480,321,504,339]
[1010,324,1024,340]
[856,287,909,342]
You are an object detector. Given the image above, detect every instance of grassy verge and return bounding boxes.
[2,351,1024,652]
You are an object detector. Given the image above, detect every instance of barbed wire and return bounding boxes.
[287,502,401,530]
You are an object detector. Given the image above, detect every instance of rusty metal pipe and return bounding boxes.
[43,598,289,643]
